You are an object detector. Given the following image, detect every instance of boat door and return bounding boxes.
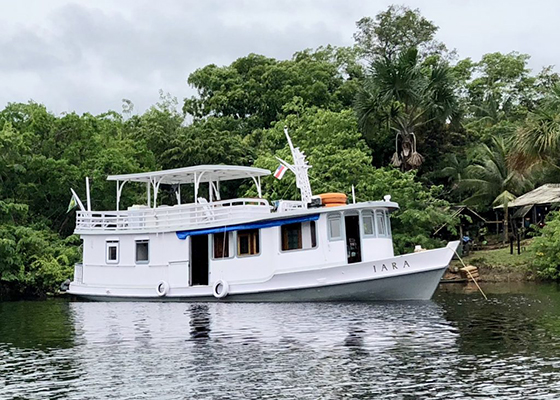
[190,235,209,286]
[344,214,362,263]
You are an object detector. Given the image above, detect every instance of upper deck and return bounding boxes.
[74,200,399,234]
[72,163,399,235]
[74,164,274,234]
[75,197,272,234]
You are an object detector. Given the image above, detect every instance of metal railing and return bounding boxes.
[75,198,271,233]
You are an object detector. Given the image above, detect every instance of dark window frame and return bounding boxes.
[237,229,260,257]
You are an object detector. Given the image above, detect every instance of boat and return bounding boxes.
[67,128,458,301]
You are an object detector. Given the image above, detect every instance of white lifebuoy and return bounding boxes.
[212,280,229,299]
[156,280,169,297]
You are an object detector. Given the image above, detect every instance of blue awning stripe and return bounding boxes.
[176,214,320,240]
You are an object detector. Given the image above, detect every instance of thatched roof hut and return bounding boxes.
[495,184,560,225]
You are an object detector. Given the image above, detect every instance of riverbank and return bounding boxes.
[446,243,536,282]
[0,283,50,301]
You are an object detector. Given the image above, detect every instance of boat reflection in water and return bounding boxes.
[66,300,459,398]
[4,289,560,399]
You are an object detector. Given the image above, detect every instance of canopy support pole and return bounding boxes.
[215,181,221,200]
[85,177,91,211]
[194,173,198,203]
[251,176,262,198]
[153,177,163,208]
[116,180,126,211]
[194,171,207,203]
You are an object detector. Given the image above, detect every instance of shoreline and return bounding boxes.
[446,244,536,283]
[0,246,541,301]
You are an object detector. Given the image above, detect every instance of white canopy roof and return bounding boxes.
[107,165,271,185]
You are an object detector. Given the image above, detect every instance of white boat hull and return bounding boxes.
[68,241,459,302]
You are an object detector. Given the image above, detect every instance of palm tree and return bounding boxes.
[511,84,560,174]
[355,47,458,170]
[439,153,470,201]
[459,136,532,240]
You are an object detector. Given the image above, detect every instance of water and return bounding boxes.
[2,283,560,399]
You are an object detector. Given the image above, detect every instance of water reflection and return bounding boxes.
[2,285,560,399]
[189,304,211,341]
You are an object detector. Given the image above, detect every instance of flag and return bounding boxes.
[67,194,78,213]
[274,164,288,180]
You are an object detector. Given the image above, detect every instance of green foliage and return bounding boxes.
[354,5,446,61]
[252,107,456,253]
[0,201,81,295]
[531,212,560,280]
[459,136,532,209]
[183,47,361,131]
[511,84,560,176]
[355,47,460,170]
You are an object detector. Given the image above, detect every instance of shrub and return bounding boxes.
[530,212,560,280]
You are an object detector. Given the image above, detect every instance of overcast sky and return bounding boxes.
[1,0,558,116]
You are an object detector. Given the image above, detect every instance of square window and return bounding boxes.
[376,211,387,237]
[328,214,342,240]
[237,229,259,256]
[106,240,119,264]
[213,233,230,259]
[136,240,149,263]
[362,212,375,236]
[282,223,302,251]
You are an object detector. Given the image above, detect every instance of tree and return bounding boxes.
[183,48,361,132]
[438,153,470,202]
[511,84,560,175]
[464,52,543,124]
[459,136,531,240]
[354,5,447,62]
[530,211,560,280]
[355,48,459,170]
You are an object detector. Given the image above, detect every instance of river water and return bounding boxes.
[2,283,560,399]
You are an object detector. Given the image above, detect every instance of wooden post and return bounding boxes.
[510,235,513,255]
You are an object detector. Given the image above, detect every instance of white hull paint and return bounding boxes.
[68,241,458,302]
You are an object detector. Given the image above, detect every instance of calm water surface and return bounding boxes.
[2,283,560,399]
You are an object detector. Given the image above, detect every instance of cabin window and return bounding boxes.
[310,221,317,248]
[237,229,260,256]
[281,221,317,251]
[106,240,119,264]
[135,239,149,263]
[362,211,375,237]
[376,210,388,237]
[328,214,343,241]
[282,223,302,251]
[386,211,392,237]
[213,232,231,259]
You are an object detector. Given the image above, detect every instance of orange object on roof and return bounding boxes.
[318,193,347,207]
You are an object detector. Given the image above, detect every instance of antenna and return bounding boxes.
[276,126,313,205]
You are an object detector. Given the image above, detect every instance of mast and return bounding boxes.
[276,126,313,205]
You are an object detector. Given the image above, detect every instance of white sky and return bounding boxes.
[0,0,558,115]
